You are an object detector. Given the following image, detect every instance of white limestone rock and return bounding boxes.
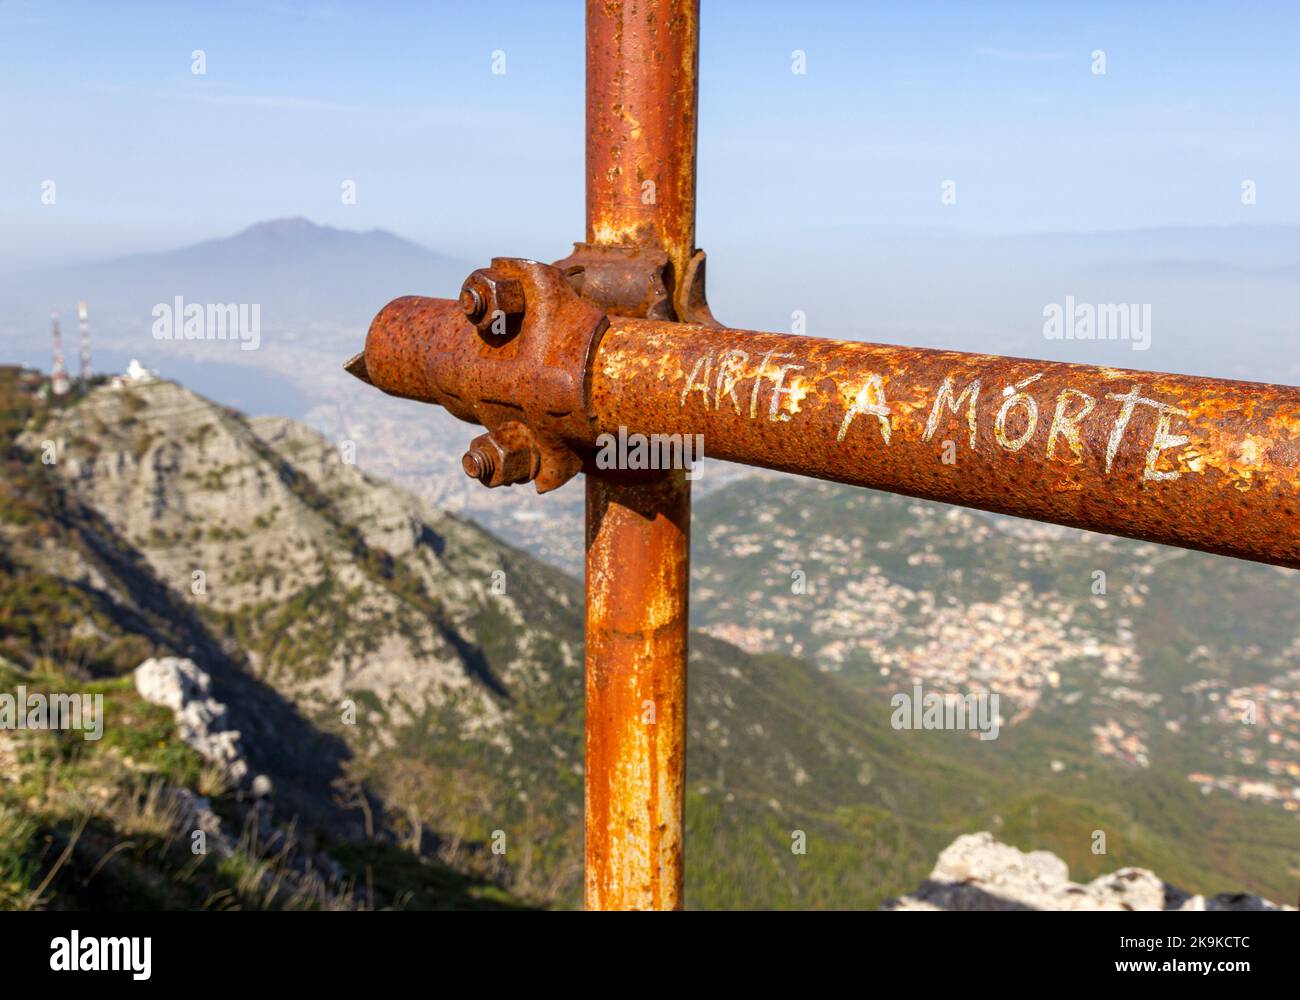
[883,832,1293,911]
[134,657,250,785]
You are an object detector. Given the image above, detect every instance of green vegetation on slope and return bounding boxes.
[0,657,528,910]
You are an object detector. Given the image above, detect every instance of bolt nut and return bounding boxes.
[461,423,540,488]
[460,269,526,336]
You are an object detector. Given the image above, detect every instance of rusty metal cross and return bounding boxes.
[346,1,1300,910]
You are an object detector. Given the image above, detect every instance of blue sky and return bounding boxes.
[2,0,1297,269]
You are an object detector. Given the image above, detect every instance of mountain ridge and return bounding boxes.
[5,367,1296,907]
[1,370,990,907]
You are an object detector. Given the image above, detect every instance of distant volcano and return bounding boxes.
[0,217,471,356]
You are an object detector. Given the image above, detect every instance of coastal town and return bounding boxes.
[1185,664,1300,813]
[692,477,1300,815]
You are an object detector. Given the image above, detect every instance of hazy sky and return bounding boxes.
[2,0,1297,270]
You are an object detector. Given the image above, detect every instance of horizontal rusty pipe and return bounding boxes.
[353,290,1300,569]
[590,320,1300,569]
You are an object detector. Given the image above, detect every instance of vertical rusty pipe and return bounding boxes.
[583,0,698,910]
[585,0,701,294]
[584,471,690,910]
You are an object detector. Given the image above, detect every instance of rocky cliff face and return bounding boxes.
[9,376,595,892]
[21,380,581,753]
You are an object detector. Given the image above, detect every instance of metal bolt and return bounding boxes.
[459,286,486,325]
[461,423,540,488]
[460,269,526,336]
[462,446,495,483]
